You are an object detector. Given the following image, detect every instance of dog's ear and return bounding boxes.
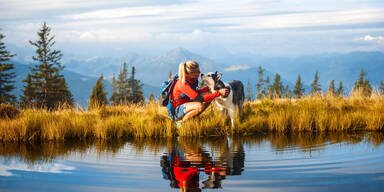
[216,73,222,80]
[200,73,204,78]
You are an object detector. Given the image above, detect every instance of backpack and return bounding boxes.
[160,75,178,107]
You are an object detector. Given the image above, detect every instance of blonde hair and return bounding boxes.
[178,60,200,84]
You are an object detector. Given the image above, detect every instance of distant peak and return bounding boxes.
[167,47,192,55]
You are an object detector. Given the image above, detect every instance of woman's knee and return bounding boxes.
[185,102,203,112]
[196,102,204,113]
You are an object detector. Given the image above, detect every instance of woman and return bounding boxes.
[171,60,228,122]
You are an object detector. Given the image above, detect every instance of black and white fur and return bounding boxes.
[201,72,245,127]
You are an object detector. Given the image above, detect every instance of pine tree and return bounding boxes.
[88,74,108,109]
[109,62,130,105]
[128,66,144,103]
[256,66,264,99]
[58,78,74,106]
[353,68,372,96]
[271,73,283,98]
[294,75,305,98]
[336,81,344,97]
[19,74,37,108]
[284,85,292,98]
[0,33,16,104]
[109,73,119,105]
[328,80,335,95]
[246,78,253,101]
[21,22,73,109]
[265,75,272,99]
[380,80,384,95]
[118,62,130,104]
[149,92,155,103]
[364,79,372,96]
[310,71,321,95]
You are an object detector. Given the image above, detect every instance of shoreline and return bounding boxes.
[1,95,383,142]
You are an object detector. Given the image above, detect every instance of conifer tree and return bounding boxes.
[118,62,130,104]
[328,80,335,95]
[256,66,265,99]
[380,80,384,95]
[336,81,344,97]
[246,78,253,101]
[109,73,119,105]
[149,92,155,103]
[19,74,37,108]
[21,22,73,109]
[88,74,108,109]
[58,78,74,105]
[271,73,283,98]
[109,62,130,105]
[284,85,292,98]
[265,75,272,99]
[0,33,16,104]
[294,75,305,98]
[128,66,144,103]
[310,71,321,95]
[364,79,372,96]
[353,68,372,96]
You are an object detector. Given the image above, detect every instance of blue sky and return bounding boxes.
[0,0,383,57]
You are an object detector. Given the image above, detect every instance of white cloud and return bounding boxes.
[0,160,75,176]
[64,6,163,20]
[209,8,384,31]
[358,35,384,43]
[224,65,251,72]
[1,0,384,56]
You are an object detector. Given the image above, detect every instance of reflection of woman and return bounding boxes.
[161,148,201,191]
[160,139,244,191]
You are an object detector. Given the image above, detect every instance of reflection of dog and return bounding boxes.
[201,72,244,127]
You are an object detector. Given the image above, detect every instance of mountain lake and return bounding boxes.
[1,132,384,192]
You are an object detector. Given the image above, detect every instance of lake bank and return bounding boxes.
[1,95,383,142]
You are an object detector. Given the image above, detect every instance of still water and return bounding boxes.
[1,132,384,192]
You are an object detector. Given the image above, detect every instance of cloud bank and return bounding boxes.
[0,0,383,56]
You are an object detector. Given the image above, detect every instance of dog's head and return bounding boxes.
[201,71,226,91]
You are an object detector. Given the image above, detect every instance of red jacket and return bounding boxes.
[172,78,220,108]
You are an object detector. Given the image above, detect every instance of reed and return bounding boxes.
[0,94,383,141]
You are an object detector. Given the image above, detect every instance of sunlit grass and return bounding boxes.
[0,93,383,141]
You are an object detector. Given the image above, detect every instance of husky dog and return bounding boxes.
[201,72,245,127]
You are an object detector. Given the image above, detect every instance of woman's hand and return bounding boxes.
[219,88,229,97]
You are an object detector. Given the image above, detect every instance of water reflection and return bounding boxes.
[1,132,383,165]
[0,132,383,191]
[160,137,244,191]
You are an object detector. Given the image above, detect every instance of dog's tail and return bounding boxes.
[229,80,245,116]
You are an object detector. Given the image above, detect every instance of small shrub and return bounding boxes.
[0,104,20,119]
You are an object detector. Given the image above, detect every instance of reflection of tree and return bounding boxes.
[160,137,245,191]
[0,132,383,168]
[0,140,126,164]
[264,132,382,152]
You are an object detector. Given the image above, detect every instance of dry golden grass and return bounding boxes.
[0,93,383,141]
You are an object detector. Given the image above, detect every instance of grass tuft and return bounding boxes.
[0,95,383,142]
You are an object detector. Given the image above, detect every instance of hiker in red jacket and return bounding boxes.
[171,60,228,122]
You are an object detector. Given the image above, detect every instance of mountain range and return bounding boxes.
[9,47,384,107]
